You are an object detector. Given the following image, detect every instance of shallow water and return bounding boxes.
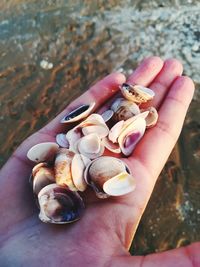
[0,0,199,255]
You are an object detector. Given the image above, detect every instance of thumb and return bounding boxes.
[113,242,200,267]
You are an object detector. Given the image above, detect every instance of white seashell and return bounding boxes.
[82,125,109,138]
[109,120,124,143]
[144,107,158,128]
[121,111,149,132]
[102,137,121,154]
[66,127,82,152]
[77,133,104,159]
[71,154,90,192]
[32,162,55,195]
[54,149,77,191]
[81,113,105,125]
[103,171,136,196]
[112,100,141,122]
[61,102,95,123]
[120,83,155,103]
[56,133,69,148]
[84,156,131,198]
[27,142,59,163]
[101,109,114,122]
[118,117,146,156]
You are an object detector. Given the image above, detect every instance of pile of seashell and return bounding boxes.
[27,83,158,224]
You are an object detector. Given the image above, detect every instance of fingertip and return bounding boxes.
[141,56,164,69]
[103,72,126,86]
[127,56,164,86]
[164,58,183,75]
[171,75,195,101]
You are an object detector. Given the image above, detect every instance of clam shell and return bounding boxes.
[81,114,109,138]
[27,142,59,163]
[103,171,136,196]
[84,156,131,198]
[101,109,114,122]
[56,133,69,148]
[32,162,55,195]
[54,149,77,191]
[113,100,140,122]
[77,133,104,159]
[144,107,158,128]
[71,154,90,191]
[118,117,146,156]
[38,183,85,224]
[66,127,82,153]
[111,98,124,112]
[102,137,121,154]
[121,111,149,132]
[120,83,155,103]
[61,102,95,123]
[108,120,124,143]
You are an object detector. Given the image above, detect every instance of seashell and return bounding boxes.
[27,142,59,163]
[118,117,146,156]
[108,120,125,143]
[121,111,149,132]
[84,156,131,198]
[103,171,136,196]
[61,102,95,123]
[111,98,124,112]
[38,183,85,224]
[101,109,114,122]
[120,83,155,104]
[81,114,109,138]
[144,107,158,128]
[102,137,121,154]
[31,162,55,195]
[77,133,104,159]
[71,154,91,192]
[66,127,82,153]
[56,133,69,148]
[54,148,77,191]
[112,100,140,122]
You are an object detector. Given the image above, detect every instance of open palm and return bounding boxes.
[0,57,199,267]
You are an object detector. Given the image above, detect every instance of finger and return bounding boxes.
[133,76,195,181]
[127,56,164,86]
[40,72,126,135]
[122,242,200,267]
[98,56,164,114]
[119,76,195,249]
[148,58,183,108]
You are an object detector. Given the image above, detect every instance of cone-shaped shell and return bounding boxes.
[54,149,77,191]
[38,184,85,224]
[71,154,90,192]
[32,162,55,195]
[103,171,136,196]
[120,83,155,103]
[61,102,95,123]
[27,142,59,163]
[118,117,146,156]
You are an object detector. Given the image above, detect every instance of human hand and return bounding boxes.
[0,57,199,267]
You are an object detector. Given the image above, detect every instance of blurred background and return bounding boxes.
[0,0,199,255]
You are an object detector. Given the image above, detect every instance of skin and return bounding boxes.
[0,56,199,267]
